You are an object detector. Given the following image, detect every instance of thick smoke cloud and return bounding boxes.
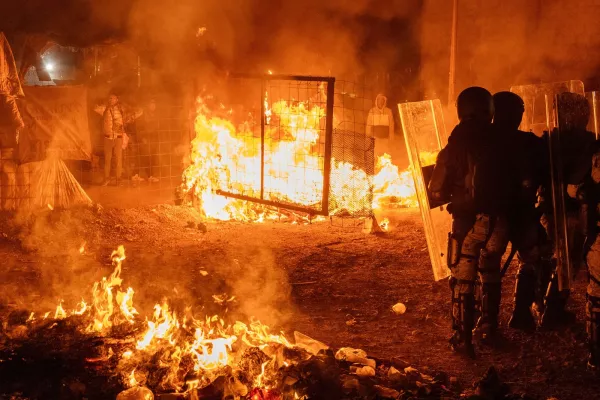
[122,0,421,83]
[421,0,600,101]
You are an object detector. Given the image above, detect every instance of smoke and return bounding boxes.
[420,0,600,101]
[216,247,294,328]
[119,0,421,85]
[0,209,104,313]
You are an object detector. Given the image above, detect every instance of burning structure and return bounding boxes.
[181,75,418,223]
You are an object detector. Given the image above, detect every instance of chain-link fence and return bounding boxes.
[206,74,334,215]
[328,79,376,219]
[2,77,380,215]
[80,97,190,207]
[202,74,378,218]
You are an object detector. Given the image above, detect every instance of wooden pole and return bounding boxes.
[447,0,458,106]
[94,47,98,77]
[137,55,141,88]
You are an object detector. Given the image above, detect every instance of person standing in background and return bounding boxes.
[366,94,395,158]
[102,94,125,186]
[101,93,142,186]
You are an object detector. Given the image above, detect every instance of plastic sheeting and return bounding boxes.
[18,85,92,162]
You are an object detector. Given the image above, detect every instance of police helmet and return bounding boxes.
[456,87,494,122]
[493,91,525,130]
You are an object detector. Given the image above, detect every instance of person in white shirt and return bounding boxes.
[366,93,395,157]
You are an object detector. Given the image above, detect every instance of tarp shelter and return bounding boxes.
[0,32,92,210]
[18,86,92,162]
[17,85,93,209]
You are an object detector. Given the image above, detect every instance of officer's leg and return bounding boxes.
[586,236,600,369]
[531,221,554,320]
[449,217,485,357]
[509,221,539,331]
[476,217,510,340]
[541,214,579,328]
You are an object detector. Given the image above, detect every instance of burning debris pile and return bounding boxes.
[181,95,420,223]
[0,246,454,399]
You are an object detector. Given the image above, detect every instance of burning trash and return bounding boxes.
[0,246,454,399]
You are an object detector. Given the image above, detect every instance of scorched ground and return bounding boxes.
[0,206,599,399]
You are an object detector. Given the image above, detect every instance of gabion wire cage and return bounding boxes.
[213,74,334,216]
[212,74,376,218]
[328,79,376,218]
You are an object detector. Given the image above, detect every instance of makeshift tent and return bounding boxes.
[0,37,93,211]
[15,85,93,209]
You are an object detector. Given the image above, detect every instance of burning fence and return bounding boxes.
[181,76,421,222]
[0,246,453,399]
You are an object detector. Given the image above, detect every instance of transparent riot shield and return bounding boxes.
[511,80,584,136]
[399,99,451,281]
[510,81,585,291]
[586,91,600,139]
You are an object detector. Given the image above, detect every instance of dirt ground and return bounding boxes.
[1,205,599,399]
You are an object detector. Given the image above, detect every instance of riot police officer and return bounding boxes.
[540,92,596,329]
[582,140,600,368]
[492,91,550,331]
[429,87,517,357]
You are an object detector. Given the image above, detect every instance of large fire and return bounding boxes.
[182,95,424,221]
[27,246,302,396]
[17,244,449,399]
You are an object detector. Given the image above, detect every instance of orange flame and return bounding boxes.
[34,245,323,392]
[182,95,422,222]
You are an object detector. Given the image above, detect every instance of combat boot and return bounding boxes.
[540,274,575,329]
[509,267,536,331]
[475,282,502,343]
[587,295,600,370]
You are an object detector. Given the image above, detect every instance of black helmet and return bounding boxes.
[493,91,525,130]
[556,92,590,130]
[456,87,494,122]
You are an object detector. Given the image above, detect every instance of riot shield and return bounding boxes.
[399,99,451,281]
[510,81,585,291]
[511,80,584,136]
[586,91,600,139]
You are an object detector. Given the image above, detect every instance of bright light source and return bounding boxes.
[45,62,54,72]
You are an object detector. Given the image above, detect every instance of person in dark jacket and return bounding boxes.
[540,92,596,329]
[581,139,600,368]
[429,87,516,357]
[492,91,550,331]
